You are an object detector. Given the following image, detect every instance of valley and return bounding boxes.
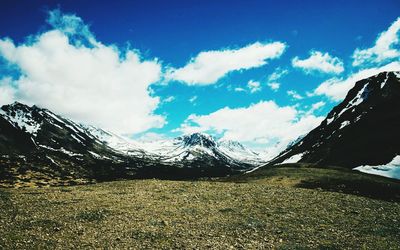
[1,165,400,249]
[1,72,400,249]
[1,3,400,249]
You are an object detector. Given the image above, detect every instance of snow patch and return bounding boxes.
[0,108,41,136]
[326,116,335,125]
[38,144,82,157]
[45,111,65,124]
[353,155,400,180]
[46,156,58,165]
[89,151,112,160]
[71,134,84,144]
[380,73,389,89]
[281,153,304,164]
[337,84,368,118]
[339,120,350,129]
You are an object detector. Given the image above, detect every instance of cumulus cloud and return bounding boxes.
[247,80,261,93]
[0,10,164,134]
[166,41,287,85]
[176,101,323,157]
[352,17,400,66]
[314,61,400,101]
[292,51,344,74]
[0,77,16,106]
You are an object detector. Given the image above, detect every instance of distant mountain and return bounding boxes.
[269,71,400,173]
[139,133,265,167]
[0,103,261,186]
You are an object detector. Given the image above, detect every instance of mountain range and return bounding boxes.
[0,103,264,186]
[0,71,399,186]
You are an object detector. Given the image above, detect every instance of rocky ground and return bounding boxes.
[1,165,400,249]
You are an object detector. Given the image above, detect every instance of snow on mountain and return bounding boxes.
[0,102,42,136]
[81,125,146,156]
[268,71,400,179]
[218,139,264,164]
[281,153,305,164]
[353,155,400,179]
[0,103,264,172]
[136,132,265,166]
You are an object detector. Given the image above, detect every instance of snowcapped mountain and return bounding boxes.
[0,102,262,186]
[269,71,400,177]
[82,125,147,156]
[0,102,158,186]
[217,139,265,164]
[139,133,265,167]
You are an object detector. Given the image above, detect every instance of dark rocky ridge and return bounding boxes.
[270,71,400,168]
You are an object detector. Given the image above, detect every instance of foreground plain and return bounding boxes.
[1,165,400,249]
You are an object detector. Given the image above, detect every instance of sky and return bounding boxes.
[0,0,399,155]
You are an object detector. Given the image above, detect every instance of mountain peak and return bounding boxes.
[178,132,217,148]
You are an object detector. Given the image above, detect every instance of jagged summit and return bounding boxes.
[323,71,399,127]
[178,132,217,148]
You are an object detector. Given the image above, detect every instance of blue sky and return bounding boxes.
[0,0,399,153]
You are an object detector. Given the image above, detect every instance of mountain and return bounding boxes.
[140,133,265,167]
[0,103,260,186]
[0,102,158,186]
[269,71,400,173]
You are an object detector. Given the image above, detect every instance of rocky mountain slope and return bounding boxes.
[0,103,261,186]
[269,71,400,173]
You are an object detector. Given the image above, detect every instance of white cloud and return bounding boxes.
[0,77,16,106]
[267,82,280,91]
[247,80,261,93]
[314,61,400,101]
[189,95,198,103]
[310,101,325,111]
[268,68,288,82]
[0,10,164,135]
[352,17,400,66]
[166,41,287,85]
[266,68,287,91]
[234,87,246,92]
[287,90,303,100]
[292,51,344,74]
[136,132,168,142]
[176,101,323,157]
[305,101,325,115]
[163,96,175,103]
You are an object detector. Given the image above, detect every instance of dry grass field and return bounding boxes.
[1,165,400,249]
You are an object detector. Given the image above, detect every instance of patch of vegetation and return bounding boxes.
[19,219,62,232]
[0,167,399,249]
[228,164,400,201]
[75,209,110,222]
